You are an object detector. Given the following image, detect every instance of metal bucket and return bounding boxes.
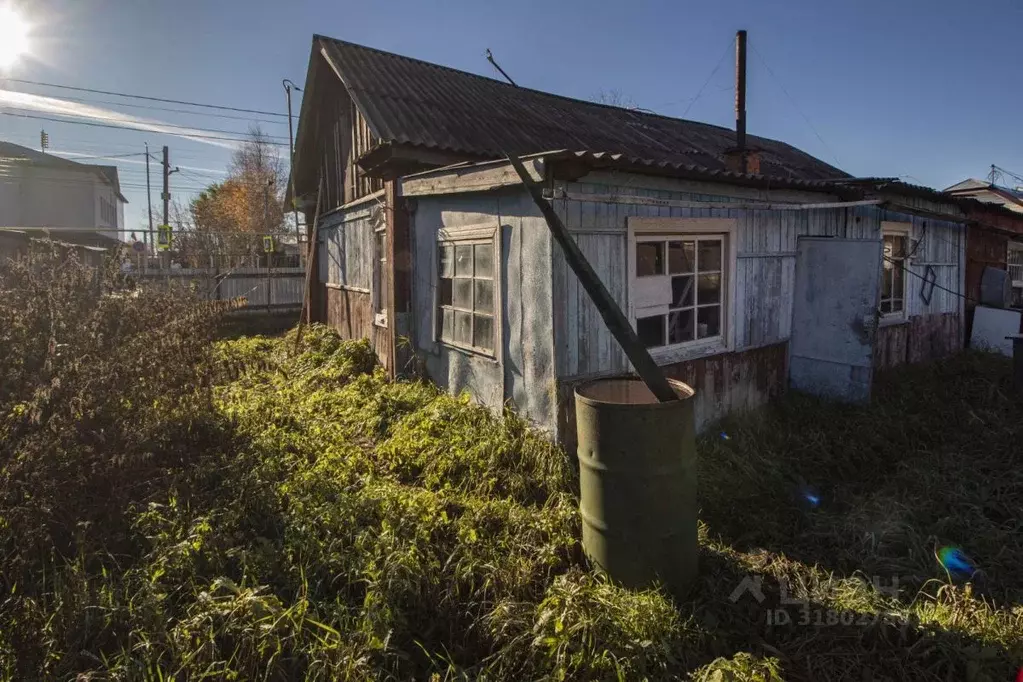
[575,377,698,600]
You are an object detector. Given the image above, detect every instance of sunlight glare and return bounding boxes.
[0,6,31,69]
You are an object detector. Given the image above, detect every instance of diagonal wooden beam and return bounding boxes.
[506,153,678,402]
[295,176,324,350]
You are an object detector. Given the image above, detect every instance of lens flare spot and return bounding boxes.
[938,546,976,577]
[720,432,730,440]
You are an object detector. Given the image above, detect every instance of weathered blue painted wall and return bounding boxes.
[408,189,558,433]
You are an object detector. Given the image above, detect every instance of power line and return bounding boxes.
[748,40,841,168]
[0,106,290,141]
[50,151,151,161]
[0,111,287,145]
[1,77,289,117]
[884,255,974,305]
[4,90,291,125]
[668,38,734,118]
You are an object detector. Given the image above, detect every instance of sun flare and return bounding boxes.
[0,6,31,69]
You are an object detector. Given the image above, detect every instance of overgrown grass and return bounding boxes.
[3,251,1023,680]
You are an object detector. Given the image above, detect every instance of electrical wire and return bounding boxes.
[748,40,841,168]
[1,77,289,117]
[0,111,288,146]
[0,107,290,142]
[3,90,291,125]
[654,39,733,117]
[49,151,151,161]
[884,255,974,304]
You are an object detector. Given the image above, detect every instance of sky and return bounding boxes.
[2,0,1022,237]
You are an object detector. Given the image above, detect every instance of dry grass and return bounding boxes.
[2,253,1022,682]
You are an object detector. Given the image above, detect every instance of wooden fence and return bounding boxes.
[137,267,305,312]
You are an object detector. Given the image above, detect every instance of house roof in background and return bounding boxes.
[0,141,128,203]
[315,36,849,182]
[944,177,1023,213]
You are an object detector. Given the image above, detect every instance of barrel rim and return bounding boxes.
[574,376,694,409]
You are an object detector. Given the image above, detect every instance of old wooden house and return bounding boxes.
[290,36,1020,440]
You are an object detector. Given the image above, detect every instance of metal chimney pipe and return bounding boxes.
[735,30,748,174]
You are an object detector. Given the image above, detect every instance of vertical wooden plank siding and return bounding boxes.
[549,173,968,436]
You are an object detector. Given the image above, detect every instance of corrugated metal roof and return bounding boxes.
[0,141,128,202]
[316,37,849,182]
[542,150,850,191]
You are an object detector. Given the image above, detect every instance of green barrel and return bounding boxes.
[575,377,698,600]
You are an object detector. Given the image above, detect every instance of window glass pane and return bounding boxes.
[441,308,454,341]
[891,299,904,313]
[879,300,892,314]
[636,242,664,277]
[440,245,454,277]
[439,278,453,306]
[697,306,721,339]
[453,279,472,309]
[474,243,494,278]
[697,273,721,304]
[474,314,494,350]
[636,315,665,348]
[698,240,722,272]
[890,236,906,258]
[454,310,472,345]
[892,263,904,298]
[668,240,695,274]
[883,237,893,261]
[667,309,694,344]
[881,267,892,298]
[474,279,494,314]
[455,245,473,276]
[671,275,694,308]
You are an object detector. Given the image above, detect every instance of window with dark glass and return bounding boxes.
[437,240,495,354]
[880,233,906,317]
[634,235,724,349]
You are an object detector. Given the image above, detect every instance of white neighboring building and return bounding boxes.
[0,141,127,246]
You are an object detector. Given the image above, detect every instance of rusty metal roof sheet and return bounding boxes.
[317,37,849,182]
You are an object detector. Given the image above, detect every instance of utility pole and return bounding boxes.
[283,79,302,259]
[145,142,153,262]
[735,30,748,175]
[162,145,170,271]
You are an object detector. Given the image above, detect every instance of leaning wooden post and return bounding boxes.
[506,153,678,402]
[294,178,323,350]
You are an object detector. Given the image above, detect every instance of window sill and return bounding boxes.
[648,337,728,366]
[878,315,908,328]
[436,340,499,364]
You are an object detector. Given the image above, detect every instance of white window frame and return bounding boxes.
[880,222,910,322]
[1009,241,1023,308]
[373,224,388,327]
[433,224,501,360]
[627,218,737,364]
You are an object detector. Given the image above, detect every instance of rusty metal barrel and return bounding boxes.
[575,377,698,600]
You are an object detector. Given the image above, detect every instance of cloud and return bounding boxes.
[0,89,238,149]
[53,151,228,176]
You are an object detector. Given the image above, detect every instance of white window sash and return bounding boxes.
[627,218,737,359]
[433,224,500,359]
[880,222,911,320]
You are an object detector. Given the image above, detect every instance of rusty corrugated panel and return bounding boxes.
[315,36,848,182]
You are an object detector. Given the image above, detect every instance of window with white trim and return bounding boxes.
[633,234,725,349]
[1009,241,1023,308]
[437,237,496,355]
[880,230,908,318]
